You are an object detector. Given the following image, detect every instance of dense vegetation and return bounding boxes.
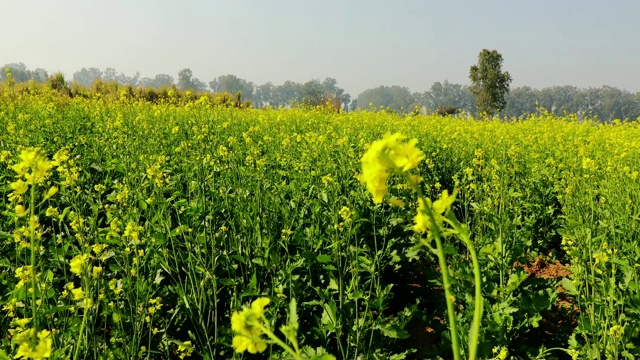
[4,62,640,121]
[1,82,640,359]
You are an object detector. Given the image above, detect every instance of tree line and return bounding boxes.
[2,61,640,121]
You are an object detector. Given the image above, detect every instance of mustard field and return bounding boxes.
[2,86,640,359]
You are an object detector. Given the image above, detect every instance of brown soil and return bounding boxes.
[514,256,572,279]
[403,256,579,358]
[514,256,578,310]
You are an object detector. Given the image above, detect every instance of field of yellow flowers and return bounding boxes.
[2,84,640,359]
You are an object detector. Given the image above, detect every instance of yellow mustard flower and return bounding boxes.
[13,328,53,359]
[413,198,431,233]
[71,287,84,301]
[15,204,28,217]
[11,148,54,185]
[92,266,103,279]
[231,297,270,354]
[69,254,89,276]
[43,186,58,200]
[360,132,424,204]
[45,207,58,217]
[432,190,456,215]
[10,179,29,196]
[609,324,624,337]
[492,346,509,360]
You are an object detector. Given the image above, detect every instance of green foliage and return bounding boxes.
[469,49,512,116]
[47,72,69,95]
[1,86,640,359]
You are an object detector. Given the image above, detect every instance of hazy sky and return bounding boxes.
[3,0,639,96]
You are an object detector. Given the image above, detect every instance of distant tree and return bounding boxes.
[210,75,255,100]
[412,92,426,108]
[73,67,103,87]
[176,68,205,91]
[341,93,352,112]
[100,67,140,86]
[177,68,193,90]
[143,74,174,88]
[356,85,415,113]
[276,81,304,106]
[424,81,475,114]
[191,78,207,92]
[503,86,539,117]
[299,77,350,110]
[320,78,350,110]
[32,68,49,83]
[349,99,358,112]
[469,49,512,116]
[156,74,174,87]
[103,68,118,82]
[302,79,324,106]
[255,82,276,107]
[1,63,32,83]
[435,106,460,116]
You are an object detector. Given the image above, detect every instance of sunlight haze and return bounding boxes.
[2,0,639,95]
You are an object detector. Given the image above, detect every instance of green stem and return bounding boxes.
[29,184,38,333]
[73,311,87,360]
[424,205,461,360]
[259,324,302,360]
[459,229,483,360]
[410,179,462,360]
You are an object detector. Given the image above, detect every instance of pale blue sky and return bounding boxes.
[2,0,639,95]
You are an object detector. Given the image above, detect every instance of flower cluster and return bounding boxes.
[231,297,270,354]
[360,132,424,204]
[13,328,53,360]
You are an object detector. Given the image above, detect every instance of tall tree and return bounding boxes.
[469,49,512,116]
[176,68,206,91]
[177,68,193,90]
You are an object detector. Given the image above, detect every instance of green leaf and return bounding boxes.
[302,346,337,360]
[376,323,410,339]
[154,269,164,285]
[138,198,148,210]
[327,277,339,291]
[289,297,298,328]
[218,278,235,286]
[561,278,578,296]
[173,199,188,207]
[529,312,543,328]
[321,299,337,329]
[248,271,257,289]
[316,254,332,263]
[0,348,10,360]
[280,298,299,348]
[320,191,328,203]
